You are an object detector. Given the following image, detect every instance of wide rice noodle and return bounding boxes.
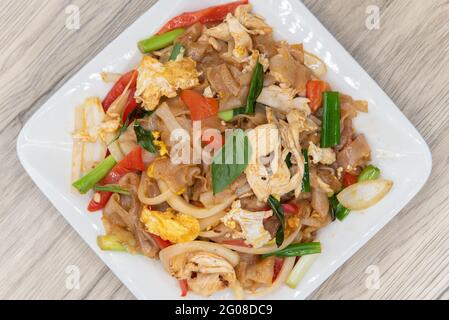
[154,102,184,132]
[159,241,240,271]
[304,51,327,78]
[138,171,174,205]
[157,180,235,219]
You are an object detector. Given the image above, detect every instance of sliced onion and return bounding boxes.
[222,224,301,255]
[159,241,240,271]
[337,179,393,211]
[106,125,138,162]
[157,180,235,219]
[154,102,184,133]
[249,257,296,297]
[138,188,173,206]
[107,87,130,117]
[304,51,327,78]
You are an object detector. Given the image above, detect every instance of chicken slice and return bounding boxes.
[245,122,303,201]
[221,200,273,248]
[169,252,237,297]
[226,13,253,60]
[204,22,232,41]
[257,85,311,114]
[235,4,272,35]
[308,141,336,165]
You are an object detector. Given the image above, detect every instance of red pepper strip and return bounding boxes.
[272,258,285,282]
[263,203,299,217]
[306,80,328,112]
[342,172,358,188]
[158,0,249,34]
[179,279,189,297]
[180,90,219,121]
[121,86,139,123]
[221,239,252,248]
[282,203,299,215]
[102,70,138,112]
[202,132,225,149]
[151,234,172,249]
[87,147,144,212]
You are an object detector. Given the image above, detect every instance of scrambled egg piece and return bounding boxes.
[151,131,169,157]
[221,200,273,248]
[135,56,200,110]
[308,142,336,165]
[140,207,200,243]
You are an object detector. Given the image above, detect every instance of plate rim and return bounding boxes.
[16,0,433,300]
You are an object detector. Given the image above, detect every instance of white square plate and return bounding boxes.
[17,0,432,300]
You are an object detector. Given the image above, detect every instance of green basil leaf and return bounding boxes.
[285,152,293,169]
[169,43,185,61]
[268,195,285,247]
[302,149,311,193]
[244,62,264,114]
[211,129,251,194]
[134,119,157,153]
[108,108,152,147]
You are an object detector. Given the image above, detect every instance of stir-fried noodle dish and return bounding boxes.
[71,1,393,298]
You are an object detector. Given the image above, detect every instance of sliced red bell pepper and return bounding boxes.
[221,239,252,248]
[87,147,144,212]
[180,90,219,121]
[263,203,299,217]
[306,80,328,112]
[116,147,145,172]
[202,132,225,149]
[121,86,139,123]
[342,172,358,188]
[272,258,285,282]
[102,70,138,112]
[179,279,189,297]
[158,0,249,35]
[282,203,299,215]
[151,234,172,249]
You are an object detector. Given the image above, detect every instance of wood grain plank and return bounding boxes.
[0,0,447,300]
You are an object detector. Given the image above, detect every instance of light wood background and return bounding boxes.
[0,0,448,300]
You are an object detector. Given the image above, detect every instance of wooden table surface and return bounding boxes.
[0,0,448,300]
